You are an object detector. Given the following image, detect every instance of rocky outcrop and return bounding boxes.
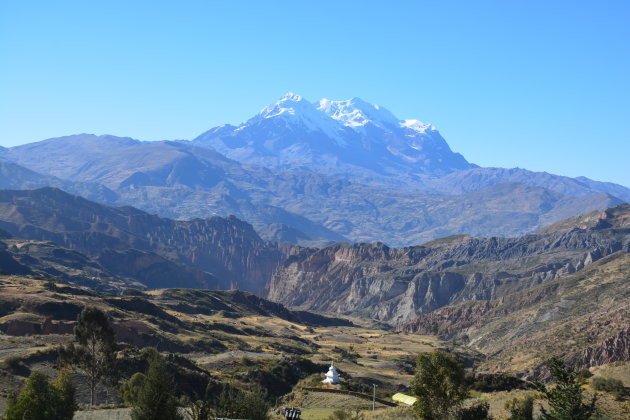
[573,327,630,368]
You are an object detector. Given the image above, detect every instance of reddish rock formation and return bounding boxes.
[574,327,630,368]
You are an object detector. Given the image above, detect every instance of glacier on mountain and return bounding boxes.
[193,92,476,183]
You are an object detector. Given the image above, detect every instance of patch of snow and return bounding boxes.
[401,119,436,133]
[255,93,349,147]
[318,97,400,131]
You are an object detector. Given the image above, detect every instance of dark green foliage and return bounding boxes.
[591,377,625,399]
[575,369,593,381]
[536,358,597,420]
[240,386,271,420]
[53,370,77,420]
[116,347,211,399]
[212,383,270,420]
[61,306,116,406]
[121,372,146,406]
[243,357,323,398]
[505,396,534,420]
[454,402,492,420]
[411,350,467,420]
[5,370,76,420]
[131,353,183,420]
[466,373,533,392]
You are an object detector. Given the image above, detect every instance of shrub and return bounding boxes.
[121,372,146,406]
[212,383,270,420]
[591,377,625,399]
[454,402,492,420]
[467,373,532,392]
[5,370,76,420]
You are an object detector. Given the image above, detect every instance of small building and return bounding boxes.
[392,393,418,406]
[322,361,340,384]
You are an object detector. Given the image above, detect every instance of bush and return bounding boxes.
[121,372,146,406]
[467,373,532,392]
[454,402,492,420]
[5,370,76,420]
[212,383,270,420]
[591,377,625,399]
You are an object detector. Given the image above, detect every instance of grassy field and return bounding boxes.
[591,361,630,386]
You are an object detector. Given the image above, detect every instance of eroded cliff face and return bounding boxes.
[268,215,630,325]
[0,188,289,292]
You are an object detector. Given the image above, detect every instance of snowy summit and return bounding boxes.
[193,92,475,180]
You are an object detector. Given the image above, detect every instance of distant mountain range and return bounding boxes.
[1,93,628,246]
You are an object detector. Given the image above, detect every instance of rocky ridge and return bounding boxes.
[268,205,630,325]
[0,188,288,292]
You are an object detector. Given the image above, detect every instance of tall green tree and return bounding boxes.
[536,358,597,420]
[5,370,76,420]
[131,352,183,420]
[411,350,468,420]
[61,306,116,406]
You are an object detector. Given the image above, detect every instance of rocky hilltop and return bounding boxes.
[268,205,630,325]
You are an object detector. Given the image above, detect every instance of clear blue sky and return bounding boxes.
[1,1,629,186]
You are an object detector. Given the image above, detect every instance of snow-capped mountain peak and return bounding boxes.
[257,92,309,119]
[193,93,474,179]
[317,97,399,130]
[253,93,348,145]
